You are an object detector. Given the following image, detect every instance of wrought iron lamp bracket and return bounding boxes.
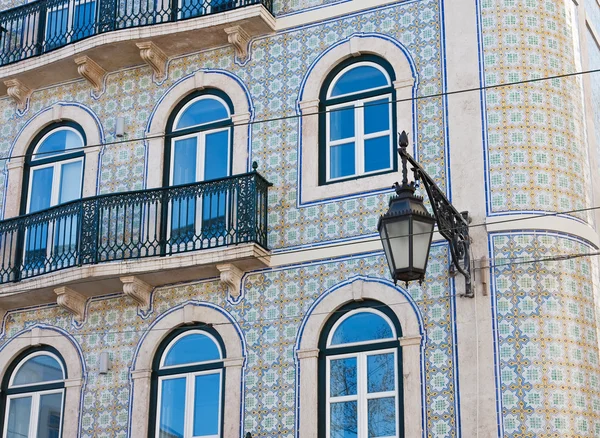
[397,131,473,297]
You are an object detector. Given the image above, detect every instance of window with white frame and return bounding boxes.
[0,349,66,438]
[319,58,396,184]
[23,123,85,270]
[166,91,233,246]
[151,326,225,438]
[319,302,403,438]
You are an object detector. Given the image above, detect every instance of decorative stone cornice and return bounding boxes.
[136,41,168,82]
[120,276,152,311]
[216,263,244,301]
[54,286,87,323]
[4,79,32,111]
[75,56,106,92]
[224,25,251,62]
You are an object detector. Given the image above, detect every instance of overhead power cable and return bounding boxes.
[1,65,599,161]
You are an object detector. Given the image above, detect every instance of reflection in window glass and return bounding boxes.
[163,332,221,367]
[6,396,32,438]
[368,398,396,437]
[330,401,358,438]
[330,358,357,397]
[13,355,64,386]
[35,129,83,159]
[330,312,394,346]
[37,393,63,438]
[176,98,229,130]
[159,377,186,438]
[330,66,390,97]
[193,373,221,436]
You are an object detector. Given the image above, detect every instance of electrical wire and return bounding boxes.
[1,64,599,162]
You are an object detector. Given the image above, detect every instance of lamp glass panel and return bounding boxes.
[380,231,395,277]
[412,219,434,270]
[384,218,409,271]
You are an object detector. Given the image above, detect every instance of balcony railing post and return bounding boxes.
[35,0,47,56]
[79,198,99,265]
[13,221,25,282]
[97,0,117,33]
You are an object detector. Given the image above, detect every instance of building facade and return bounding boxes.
[0,0,598,437]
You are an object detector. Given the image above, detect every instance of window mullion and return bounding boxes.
[359,351,367,438]
[356,101,364,176]
[29,392,40,438]
[185,373,194,438]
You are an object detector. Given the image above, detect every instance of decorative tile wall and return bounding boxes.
[0,246,458,438]
[0,0,448,252]
[490,232,600,437]
[480,0,594,222]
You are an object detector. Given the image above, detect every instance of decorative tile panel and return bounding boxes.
[490,232,600,437]
[480,0,593,222]
[0,245,458,437]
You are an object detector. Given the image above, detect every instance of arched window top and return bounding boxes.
[32,126,84,161]
[327,308,396,347]
[174,95,231,131]
[328,62,391,99]
[160,330,223,368]
[9,352,65,388]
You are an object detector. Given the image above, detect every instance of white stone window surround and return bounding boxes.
[0,326,85,438]
[295,277,424,438]
[145,70,253,189]
[297,34,417,205]
[129,302,247,438]
[4,103,103,219]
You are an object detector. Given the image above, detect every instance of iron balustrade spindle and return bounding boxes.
[0,0,273,66]
[0,171,271,284]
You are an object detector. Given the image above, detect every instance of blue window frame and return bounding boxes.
[0,348,67,438]
[319,57,397,185]
[318,301,404,438]
[165,90,233,248]
[150,325,226,438]
[22,123,85,271]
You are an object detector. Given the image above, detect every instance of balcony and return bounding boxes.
[0,0,275,98]
[0,171,271,314]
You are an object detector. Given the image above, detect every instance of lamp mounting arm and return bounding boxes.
[397,131,473,297]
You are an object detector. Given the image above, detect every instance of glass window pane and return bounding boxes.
[330,401,358,438]
[330,312,394,346]
[367,353,395,393]
[364,99,390,135]
[176,98,230,130]
[45,6,68,50]
[6,396,31,438]
[204,130,229,180]
[59,161,83,204]
[29,167,54,213]
[35,129,83,159]
[173,137,197,185]
[73,1,96,40]
[368,397,396,437]
[38,392,63,438]
[330,143,355,179]
[364,136,391,173]
[329,106,355,141]
[12,354,64,386]
[330,65,390,97]
[163,332,221,367]
[330,357,357,397]
[158,377,186,438]
[193,373,221,436]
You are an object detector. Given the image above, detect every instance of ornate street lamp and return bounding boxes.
[378,131,473,297]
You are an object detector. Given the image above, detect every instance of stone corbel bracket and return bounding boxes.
[54,286,87,324]
[224,25,251,63]
[4,79,32,112]
[120,276,153,312]
[136,41,168,83]
[75,55,106,95]
[217,263,244,302]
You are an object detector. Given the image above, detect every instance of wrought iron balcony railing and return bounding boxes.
[0,170,271,284]
[0,0,273,66]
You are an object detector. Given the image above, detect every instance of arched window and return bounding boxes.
[22,123,85,269]
[150,326,226,438]
[0,348,66,438]
[319,301,403,438]
[319,57,396,184]
[165,91,233,247]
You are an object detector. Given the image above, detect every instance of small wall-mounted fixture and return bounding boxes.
[115,117,125,137]
[99,352,112,374]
